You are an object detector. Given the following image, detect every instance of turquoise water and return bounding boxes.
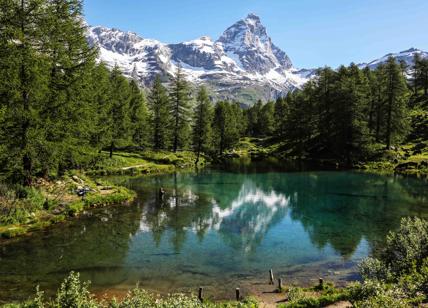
[1,167,428,302]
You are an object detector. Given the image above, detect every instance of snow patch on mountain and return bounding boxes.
[358,48,428,70]
[87,14,308,102]
[87,15,427,103]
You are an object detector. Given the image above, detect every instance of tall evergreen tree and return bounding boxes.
[41,0,96,174]
[0,0,50,184]
[213,101,242,155]
[106,65,132,157]
[170,65,192,152]
[382,57,410,149]
[274,96,289,138]
[129,80,150,148]
[259,101,275,136]
[149,76,171,150]
[192,86,213,164]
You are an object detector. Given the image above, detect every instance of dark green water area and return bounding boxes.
[1,161,428,302]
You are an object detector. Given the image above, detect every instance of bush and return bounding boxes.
[382,217,428,276]
[54,272,98,308]
[356,217,428,305]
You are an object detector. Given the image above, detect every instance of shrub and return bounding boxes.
[54,272,98,308]
[382,217,428,276]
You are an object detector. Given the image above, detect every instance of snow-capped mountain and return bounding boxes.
[87,14,428,103]
[87,14,308,103]
[358,48,428,70]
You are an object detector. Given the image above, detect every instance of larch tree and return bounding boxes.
[192,86,213,164]
[129,80,150,148]
[149,76,171,150]
[170,65,192,152]
[382,57,410,149]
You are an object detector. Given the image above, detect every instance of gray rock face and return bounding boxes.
[87,14,308,104]
[217,13,292,74]
[87,15,427,104]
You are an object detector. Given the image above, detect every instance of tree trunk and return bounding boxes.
[109,142,114,158]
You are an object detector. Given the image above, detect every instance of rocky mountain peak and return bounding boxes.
[87,14,308,103]
[216,14,292,74]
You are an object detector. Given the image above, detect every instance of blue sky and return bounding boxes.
[84,0,428,69]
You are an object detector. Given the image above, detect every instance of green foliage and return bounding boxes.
[347,281,410,308]
[149,76,172,150]
[279,283,349,308]
[170,66,192,152]
[381,217,428,277]
[192,86,213,161]
[242,58,418,167]
[0,184,45,225]
[356,217,428,305]
[54,272,98,308]
[5,272,259,308]
[213,102,245,155]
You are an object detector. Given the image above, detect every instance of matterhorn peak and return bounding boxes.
[244,13,261,24]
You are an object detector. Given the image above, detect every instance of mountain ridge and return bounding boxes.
[87,14,428,104]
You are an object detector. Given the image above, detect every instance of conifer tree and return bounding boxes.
[129,80,150,148]
[106,65,132,157]
[41,0,96,174]
[274,96,289,138]
[0,0,50,184]
[87,63,112,151]
[259,101,275,136]
[149,76,171,150]
[213,102,228,155]
[170,65,192,152]
[192,86,213,164]
[382,57,410,149]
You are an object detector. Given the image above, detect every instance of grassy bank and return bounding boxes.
[1,272,259,308]
[0,173,135,239]
[225,137,428,176]
[0,150,207,240]
[86,150,206,176]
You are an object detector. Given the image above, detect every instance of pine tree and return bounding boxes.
[412,53,422,94]
[106,65,132,157]
[259,101,275,136]
[246,100,263,136]
[213,101,242,155]
[0,0,50,184]
[383,57,410,149]
[170,65,192,152]
[334,64,370,163]
[213,102,228,155]
[41,0,96,174]
[274,96,289,138]
[129,80,150,148]
[87,63,112,151]
[316,67,337,151]
[192,86,213,164]
[149,76,171,150]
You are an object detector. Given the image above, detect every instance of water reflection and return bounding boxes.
[1,168,428,303]
[125,170,428,259]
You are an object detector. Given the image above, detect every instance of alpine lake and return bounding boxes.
[1,159,428,303]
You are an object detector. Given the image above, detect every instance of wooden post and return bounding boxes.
[235,288,240,301]
[269,269,274,285]
[278,278,283,292]
[198,287,203,302]
[319,277,324,288]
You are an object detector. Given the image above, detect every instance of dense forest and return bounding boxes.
[1,0,428,187]
[246,57,428,164]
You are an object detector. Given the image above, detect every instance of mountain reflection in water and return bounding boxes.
[1,168,428,303]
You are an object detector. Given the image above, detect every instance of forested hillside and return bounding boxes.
[245,57,428,167]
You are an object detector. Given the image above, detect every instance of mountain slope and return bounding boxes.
[87,14,308,104]
[358,48,428,70]
[87,15,428,104]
